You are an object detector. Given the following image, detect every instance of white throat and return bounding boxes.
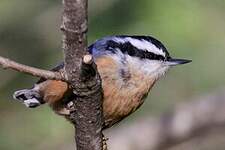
[125,55,170,80]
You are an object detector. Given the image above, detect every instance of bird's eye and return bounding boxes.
[165,56,172,61]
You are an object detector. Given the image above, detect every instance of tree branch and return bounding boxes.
[107,89,225,150]
[0,56,65,81]
[0,0,104,149]
[61,0,104,150]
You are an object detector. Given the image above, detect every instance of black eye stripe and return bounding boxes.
[117,35,171,58]
[106,40,166,61]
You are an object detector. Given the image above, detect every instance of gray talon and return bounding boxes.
[24,98,40,108]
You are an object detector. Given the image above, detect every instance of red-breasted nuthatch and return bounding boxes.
[13,35,191,129]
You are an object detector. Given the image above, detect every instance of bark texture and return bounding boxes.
[61,0,104,150]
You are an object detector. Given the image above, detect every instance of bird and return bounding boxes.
[13,35,191,129]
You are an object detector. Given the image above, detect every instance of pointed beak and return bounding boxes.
[166,58,192,66]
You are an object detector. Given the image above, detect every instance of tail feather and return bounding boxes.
[13,89,42,108]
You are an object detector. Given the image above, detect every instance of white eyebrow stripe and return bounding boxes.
[113,37,166,57]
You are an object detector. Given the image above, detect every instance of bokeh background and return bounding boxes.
[0,0,225,150]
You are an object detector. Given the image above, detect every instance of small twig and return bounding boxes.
[0,56,65,81]
[83,54,93,64]
[80,55,97,82]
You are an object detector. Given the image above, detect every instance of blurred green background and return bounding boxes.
[0,0,225,150]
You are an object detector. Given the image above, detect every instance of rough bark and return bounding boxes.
[61,0,104,150]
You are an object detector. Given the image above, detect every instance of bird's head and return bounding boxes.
[89,35,192,80]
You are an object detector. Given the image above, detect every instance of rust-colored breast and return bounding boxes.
[95,56,156,128]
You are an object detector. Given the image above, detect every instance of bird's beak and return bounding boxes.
[166,58,192,66]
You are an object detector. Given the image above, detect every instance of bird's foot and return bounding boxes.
[103,135,109,150]
[23,98,41,108]
[13,89,41,108]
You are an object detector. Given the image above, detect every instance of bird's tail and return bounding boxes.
[13,88,43,108]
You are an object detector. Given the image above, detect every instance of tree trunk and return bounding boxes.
[61,0,104,150]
